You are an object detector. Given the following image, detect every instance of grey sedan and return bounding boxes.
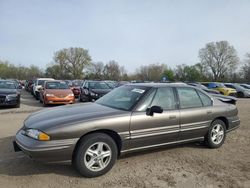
[14,83,240,177]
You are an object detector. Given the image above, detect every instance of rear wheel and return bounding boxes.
[73,133,117,177]
[205,119,226,148]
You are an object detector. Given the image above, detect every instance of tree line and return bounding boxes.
[1,41,250,83]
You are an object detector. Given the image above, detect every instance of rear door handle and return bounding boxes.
[169,115,177,119]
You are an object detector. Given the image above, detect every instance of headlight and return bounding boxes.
[90,92,98,97]
[7,94,18,97]
[46,93,54,97]
[25,129,50,141]
[68,93,74,97]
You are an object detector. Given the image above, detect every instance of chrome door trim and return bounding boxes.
[121,137,204,153]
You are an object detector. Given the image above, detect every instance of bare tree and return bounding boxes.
[199,41,239,81]
[103,60,122,80]
[241,53,250,82]
[136,63,166,81]
[85,62,105,79]
[54,47,91,79]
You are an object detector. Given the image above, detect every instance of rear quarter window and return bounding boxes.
[197,91,212,106]
[177,87,203,109]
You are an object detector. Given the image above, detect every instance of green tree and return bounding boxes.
[161,68,175,81]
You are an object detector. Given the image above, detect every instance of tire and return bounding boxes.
[79,95,83,102]
[35,92,40,100]
[237,92,244,98]
[39,96,43,103]
[205,119,226,149]
[43,99,48,107]
[15,102,20,108]
[73,133,118,177]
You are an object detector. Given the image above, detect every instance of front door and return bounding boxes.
[129,87,180,149]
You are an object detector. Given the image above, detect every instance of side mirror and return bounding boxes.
[146,106,163,116]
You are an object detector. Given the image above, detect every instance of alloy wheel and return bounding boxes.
[84,142,112,172]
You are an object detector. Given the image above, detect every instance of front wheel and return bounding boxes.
[73,133,117,177]
[205,119,226,148]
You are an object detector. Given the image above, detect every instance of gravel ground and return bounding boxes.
[0,90,249,188]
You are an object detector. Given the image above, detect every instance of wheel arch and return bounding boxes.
[72,129,122,160]
[213,116,229,130]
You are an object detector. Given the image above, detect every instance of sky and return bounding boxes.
[0,0,250,73]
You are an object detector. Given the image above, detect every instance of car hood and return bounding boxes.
[24,103,125,130]
[90,89,112,94]
[45,89,73,95]
[0,89,18,95]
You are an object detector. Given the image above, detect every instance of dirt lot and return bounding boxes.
[0,90,249,188]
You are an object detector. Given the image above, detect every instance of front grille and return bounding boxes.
[0,96,6,103]
[55,95,66,98]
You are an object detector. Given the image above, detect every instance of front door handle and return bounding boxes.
[169,115,176,119]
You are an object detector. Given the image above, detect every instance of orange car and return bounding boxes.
[39,81,75,106]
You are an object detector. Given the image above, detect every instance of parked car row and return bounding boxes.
[2,78,247,109]
[0,79,21,108]
[187,82,250,98]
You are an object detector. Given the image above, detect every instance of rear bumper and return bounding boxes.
[227,116,240,133]
[14,130,78,162]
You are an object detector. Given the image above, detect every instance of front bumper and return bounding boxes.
[14,130,78,162]
[0,96,19,106]
[45,96,75,104]
[227,116,240,133]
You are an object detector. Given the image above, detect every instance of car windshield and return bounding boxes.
[0,81,16,89]
[45,82,69,89]
[234,84,246,90]
[38,80,46,86]
[96,85,150,111]
[89,81,111,89]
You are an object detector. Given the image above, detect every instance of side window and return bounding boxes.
[197,91,212,106]
[177,87,203,109]
[84,82,89,88]
[226,85,235,89]
[151,87,176,110]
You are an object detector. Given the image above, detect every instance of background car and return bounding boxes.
[33,78,54,100]
[201,82,237,96]
[79,80,112,102]
[70,80,83,98]
[39,80,75,106]
[187,82,220,94]
[240,83,250,90]
[0,80,21,108]
[224,83,250,98]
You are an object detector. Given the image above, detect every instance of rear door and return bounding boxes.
[129,87,180,149]
[176,87,213,140]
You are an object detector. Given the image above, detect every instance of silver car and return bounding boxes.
[14,83,240,177]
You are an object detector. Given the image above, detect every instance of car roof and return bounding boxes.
[126,82,189,88]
